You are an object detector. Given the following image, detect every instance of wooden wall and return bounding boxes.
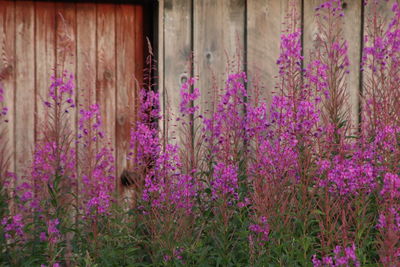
[0,1,144,187]
[158,0,397,142]
[0,0,397,183]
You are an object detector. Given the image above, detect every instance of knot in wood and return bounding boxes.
[117,115,125,125]
[205,51,213,63]
[104,70,112,80]
[179,73,188,85]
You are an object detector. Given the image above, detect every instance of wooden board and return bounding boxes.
[56,2,77,142]
[363,0,396,34]
[76,1,97,200]
[1,1,146,193]
[15,1,35,178]
[343,0,362,127]
[35,1,56,141]
[134,6,144,92]
[0,1,15,175]
[362,0,396,90]
[247,0,301,104]
[116,4,137,192]
[158,0,165,137]
[193,0,245,118]
[76,3,96,109]
[303,0,362,126]
[97,4,116,177]
[303,0,320,65]
[163,0,192,143]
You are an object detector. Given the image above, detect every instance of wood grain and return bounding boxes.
[116,4,137,193]
[303,0,362,126]
[163,0,192,144]
[342,0,362,127]
[35,1,56,141]
[303,0,320,65]
[158,0,165,137]
[76,1,97,200]
[0,1,15,175]
[362,0,396,88]
[2,1,146,190]
[193,0,245,119]
[56,1,77,150]
[134,5,144,89]
[97,4,116,178]
[15,1,35,178]
[247,0,301,104]
[76,2,96,109]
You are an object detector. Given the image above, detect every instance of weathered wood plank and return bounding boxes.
[343,0,362,126]
[56,2,76,75]
[247,0,301,104]
[76,2,96,108]
[362,1,396,81]
[361,0,396,127]
[158,0,165,138]
[163,0,192,143]
[134,5,144,88]
[303,0,320,65]
[76,2,97,202]
[116,4,137,192]
[0,0,15,175]
[15,1,35,178]
[193,0,245,118]
[96,4,116,177]
[134,4,143,148]
[35,1,56,141]
[56,2,77,142]
[363,0,396,35]
[303,0,362,126]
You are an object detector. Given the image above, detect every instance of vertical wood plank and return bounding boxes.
[362,0,396,92]
[56,2,77,138]
[303,0,321,65]
[97,4,116,177]
[76,2,97,202]
[134,5,143,146]
[134,6,144,89]
[0,1,15,175]
[247,0,301,103]
[56,2,76,75]
[76,3,96,108]
[193,0,245,118]
[163,0,192,143]
[158,0,165,137]
[35,1,56,140]
[343,0,362,126]
[15,1,35,177]
[116,4,137,192]
[363,0,396,35]
[303,0,362,126]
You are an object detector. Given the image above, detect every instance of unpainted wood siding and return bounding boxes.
[158,0,395,142]
[0,1,144,189]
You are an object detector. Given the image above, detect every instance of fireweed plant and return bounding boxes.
[1,0,400,266]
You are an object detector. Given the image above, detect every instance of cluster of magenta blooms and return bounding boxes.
[1,72,116,266]
[0,0,400,265]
